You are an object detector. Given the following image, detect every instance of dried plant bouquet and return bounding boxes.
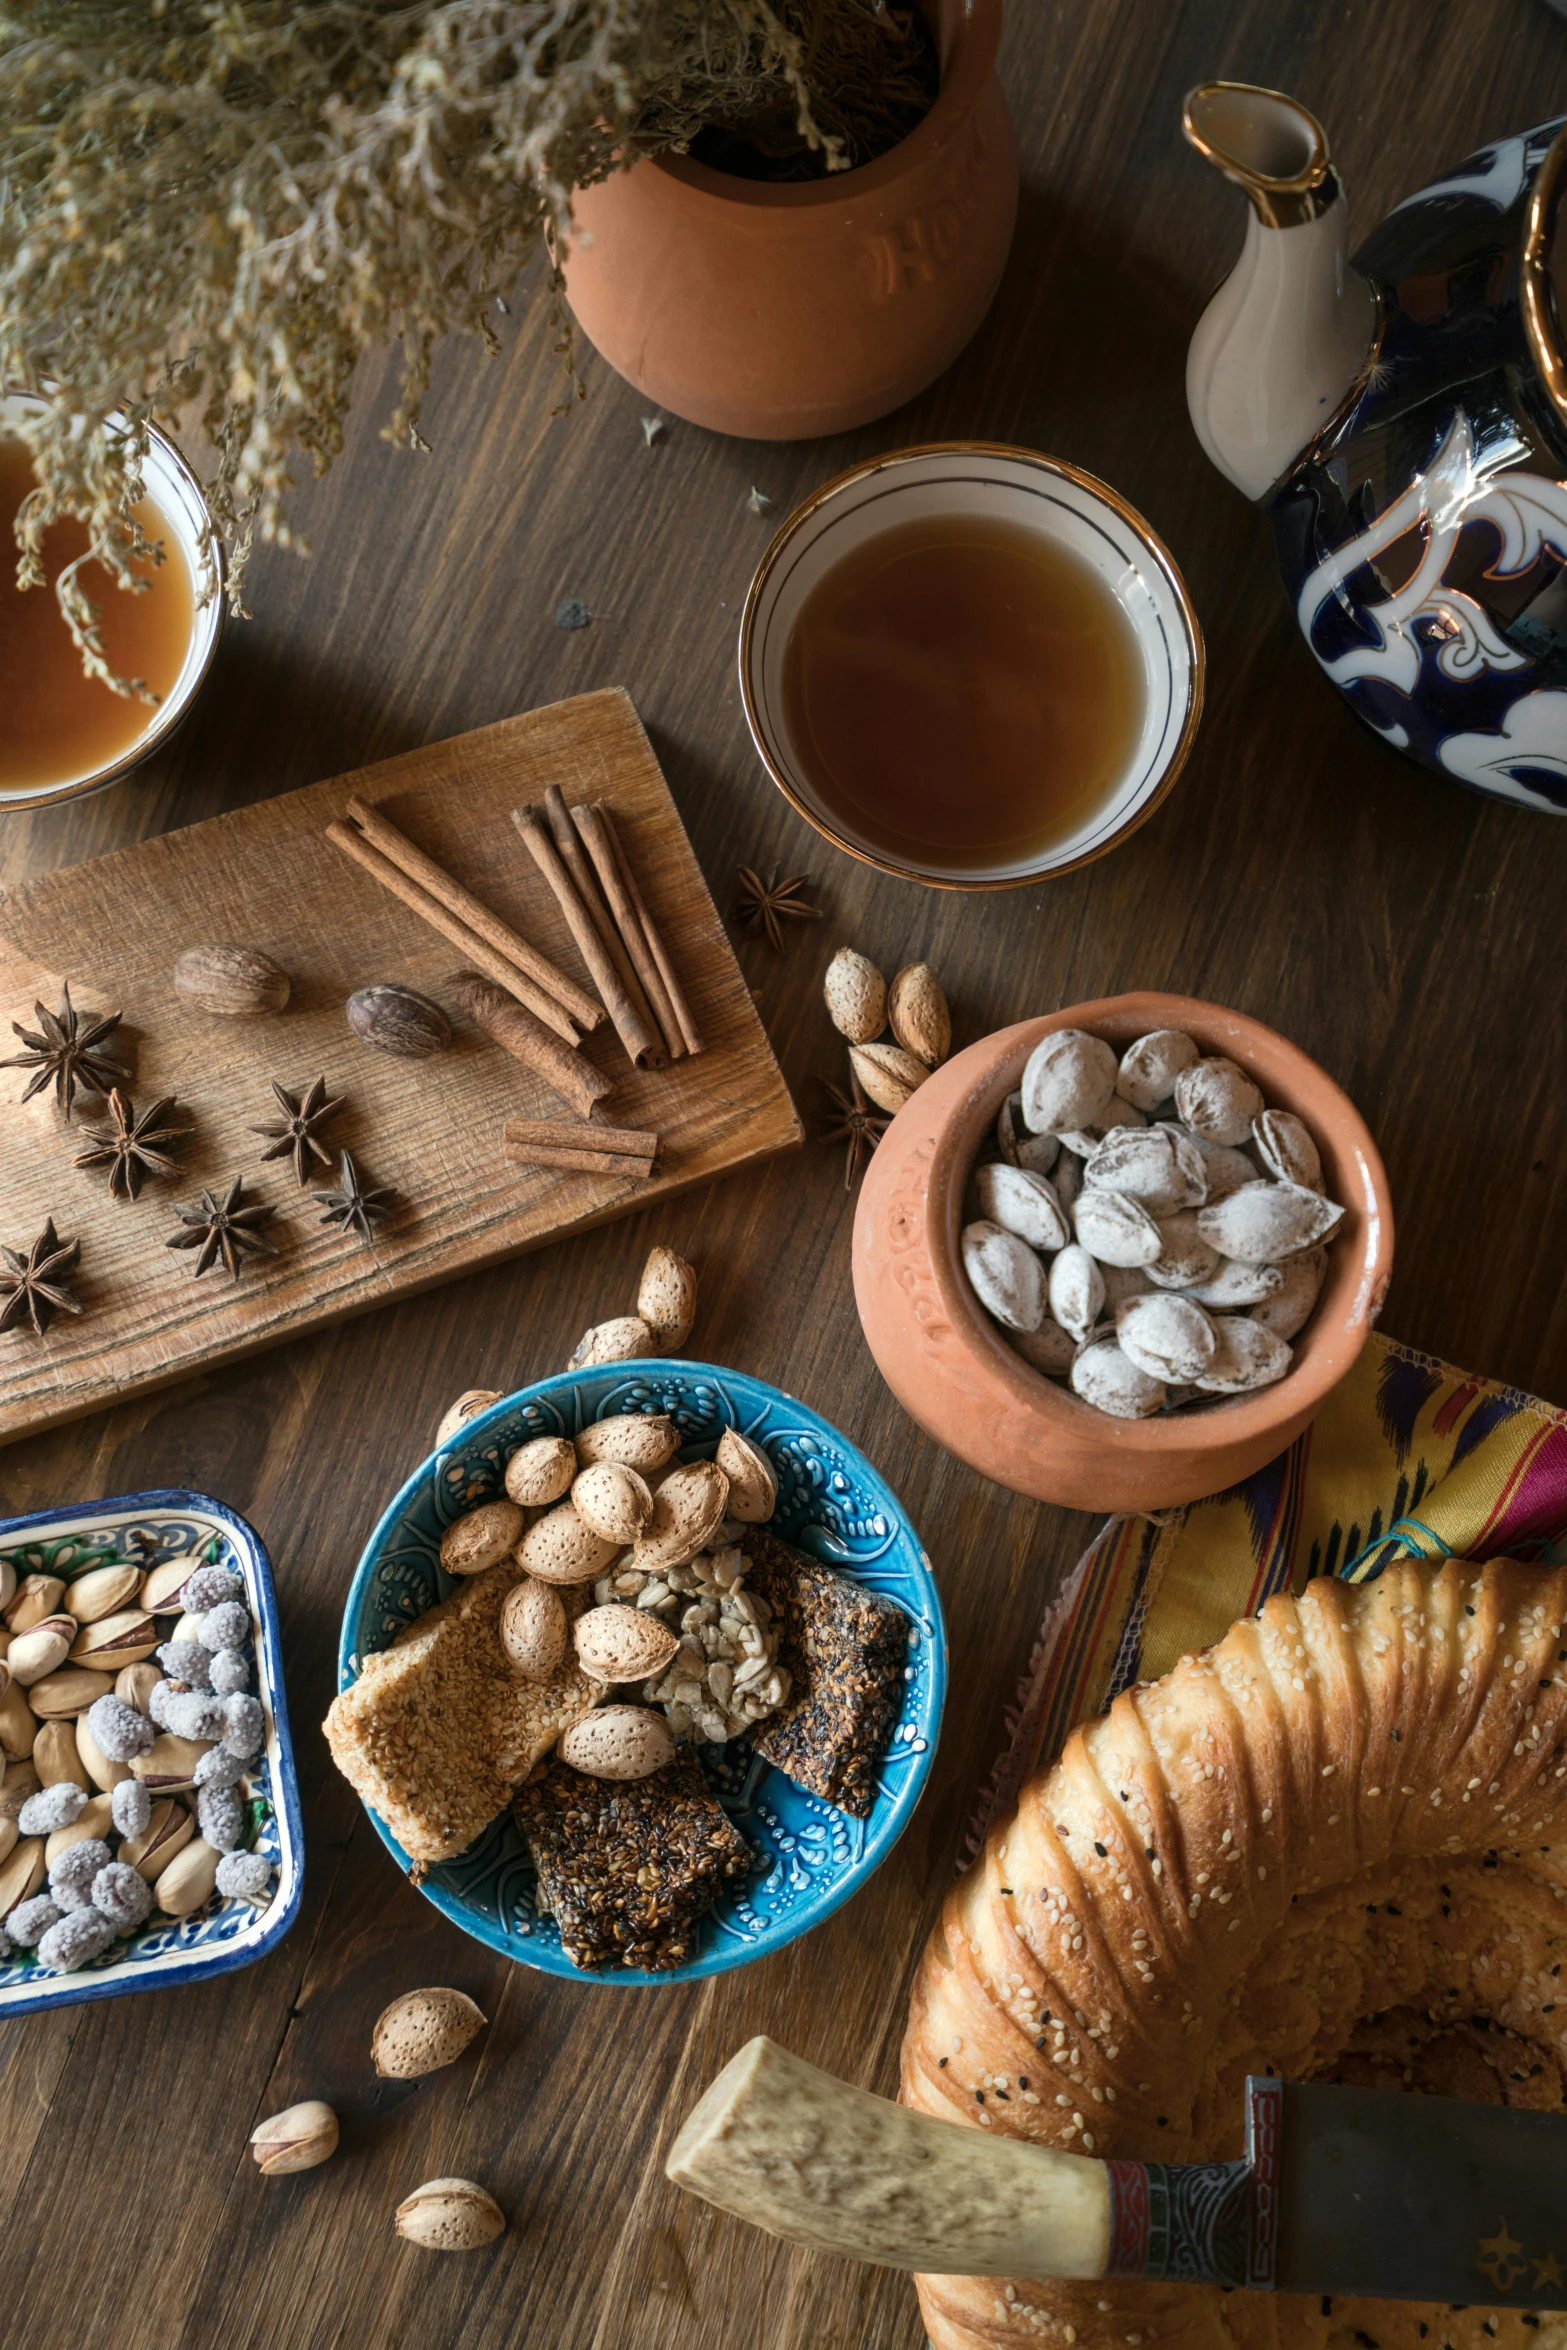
[0,0,937,686]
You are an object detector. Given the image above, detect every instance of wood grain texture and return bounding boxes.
[0,691,798,1440]
[0,3,1565,2347]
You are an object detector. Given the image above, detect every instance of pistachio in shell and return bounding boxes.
[372,1987,488,2080]
[251,2099,339,2175]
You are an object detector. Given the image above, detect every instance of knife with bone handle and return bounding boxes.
[666,2037,1567,2309]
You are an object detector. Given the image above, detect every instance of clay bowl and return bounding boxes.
[853,992,1394,1513]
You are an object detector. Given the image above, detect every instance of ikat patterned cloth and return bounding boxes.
[975,1333,1567,1844]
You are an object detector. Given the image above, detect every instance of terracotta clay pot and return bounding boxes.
[562,0,1018,439]
[852,994,1395,1514]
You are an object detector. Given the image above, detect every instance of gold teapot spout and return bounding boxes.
[1183,82,1377,499]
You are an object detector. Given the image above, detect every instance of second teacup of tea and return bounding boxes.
[738,443,1203,888]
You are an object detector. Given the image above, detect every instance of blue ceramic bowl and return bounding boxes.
[339,1362,946,1985]
[0,1489,302,2017]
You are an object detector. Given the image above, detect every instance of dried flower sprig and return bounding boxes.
[0,0,932,687]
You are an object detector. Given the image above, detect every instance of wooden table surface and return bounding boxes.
[4,4,1567,2344]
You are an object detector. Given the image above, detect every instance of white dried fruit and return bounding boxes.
[498,1578,567,1679]
[1083,1124,1205,1215]
[1197,1181,1344,1263]
[1069,1336,1167,1419]
[1010,1317,1076,1378]
[637,1246,698,1349]
[849,1040,927,1115]
[1143,1208,1224,1290]
[1195,1315,1293,1394]
[887,963,951,1067]
[1115,1293,1217,1384]
[823,947,887,1045]
[1252,1108,1324,1193]
[1071,1189,1162,1269]
[1019,1029,1118,1136]
[960,1220,1045,1332]
[1183,1258,1285,1308]
[1116,1029,1199,1111]
[1047,1244,1105,1343]
[974,1163,1070,1253]
[1174,1056,1265,1147]
[1249,1247,1327,1340]
[503,1434,577,1508]
[714,1427,777,1523]
[1180,1131,1257,1201]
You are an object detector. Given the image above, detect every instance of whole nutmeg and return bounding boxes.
[823,946,887,1045]
[715,1427,778,1525]
[636,1246,697,1351]
[174,942,291,1018]
[250,2099,340,2175]
[566,1316,655,1372]
[887,962,951,1068]
[848,1040,928,1116]
[499,1577,567,1680]
[347,982,451,1060]
[394,2176,505,2253]
[503,1434,577,1509]
[558,1704,676,1781]
[372,1986,488,2080]
[436,1389,501,1449]
[573,1413,679,1473]
[570,1461,653,1545]
[439,1498,526,1579]
[572,1603,680,1685]
[633,1461,730,1575]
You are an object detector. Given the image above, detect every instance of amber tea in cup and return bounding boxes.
[741,445,1204,888]
[779,511,1145,873]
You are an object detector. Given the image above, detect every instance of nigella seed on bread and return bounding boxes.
[901,1558,1567,2350]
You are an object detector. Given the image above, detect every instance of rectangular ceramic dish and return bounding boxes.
[0,1488,301,2016]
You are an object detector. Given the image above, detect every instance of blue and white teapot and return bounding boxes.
[1185,81,1567,813]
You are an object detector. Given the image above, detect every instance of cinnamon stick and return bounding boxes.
[543,785,668,1065]
[503,1117,659,1158]
[324,822,582,1045]
[597,803,705,1057]
[502,1128,657,1178]
[570,802,685,1062]
[344,794,602,1032]
[509,805,663,1071]
[447,969,611,1120]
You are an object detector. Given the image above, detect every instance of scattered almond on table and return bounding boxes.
[820,947,951,1178]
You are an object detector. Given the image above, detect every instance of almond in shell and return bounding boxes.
[822,947,887,1045]
[848,1041,927,1115]
[571,1461,653,1545]
[557,1705,675,1781]
[574,1413,680,1473]
[519,1504,619,1587]
[499,1578,567,1679]
[714,1427,777,1524]
[373,1987,488,2079]
[394,2177,505,2252]
[567,1316,655,1371]
[436,1389,501,1449]
[503,1435,577,1509]
[572,1604,681,1684]
[439,1499,526,1578]
[887,963,950,1068]
[633,1461,730,1574]
[637,1246,697,1350]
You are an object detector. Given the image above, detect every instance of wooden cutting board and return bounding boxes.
[0,689,801,1443]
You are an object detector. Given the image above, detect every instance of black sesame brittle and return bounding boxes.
[742,1527,908,1818]
[514,1755,752,1973]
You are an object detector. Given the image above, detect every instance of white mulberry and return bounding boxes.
[208,1647,250,1696]
[85,1693,155,1763]
[162,1689,226,1742]
[155,1640,210,1689]
[182,1564,243,1612]
[37,1907,115,1972]
[221,1694,265,1759]
[193,1744,245,1790]
[197,1785,244,1851]
[18,1783,86,1835]
[6,1895,61,1947]
[49,1839,112,1907]
[111,1778,151,1839]
[91,1862,153,1932]
[215,1851,271,1902]
[197,1601,249,1653]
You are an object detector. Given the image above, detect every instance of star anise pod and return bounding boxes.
[818,1072,892,1189]
[3,983,128,1119]
[0,1218,84,1336]
[73,1088,189,1202]
[315,1151,396,1245]
[166,1176,279,1281]
[251,1073,346,1186]
[735,867,823,954]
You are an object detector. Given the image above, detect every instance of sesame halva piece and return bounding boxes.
[514,1755,752,1972]
[742,1529,908,1816]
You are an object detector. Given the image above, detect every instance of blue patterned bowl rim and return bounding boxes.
[338,1361,947,1986]
[0,1487,303,2017]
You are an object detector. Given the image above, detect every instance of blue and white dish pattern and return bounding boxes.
[339,1362,946,1987]
[1269,116,1567,810]
[0,1490,302,2018]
